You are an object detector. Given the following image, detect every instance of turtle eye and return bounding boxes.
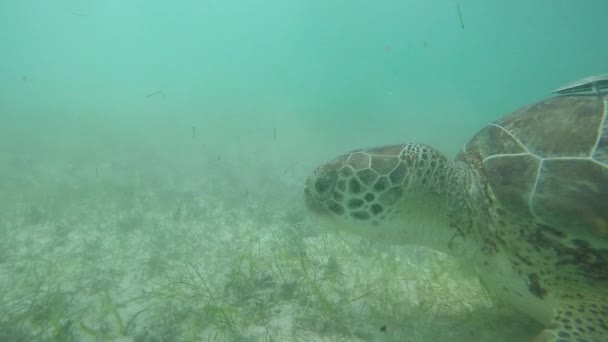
[315,176,331,193]
[313,169,338,194]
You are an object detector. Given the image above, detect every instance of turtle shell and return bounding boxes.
[459,95,608,242]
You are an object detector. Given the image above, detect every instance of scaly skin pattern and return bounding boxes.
[304,95,608,341]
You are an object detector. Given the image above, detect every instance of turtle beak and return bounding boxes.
[304,182,329,216]
[304,161,341,218]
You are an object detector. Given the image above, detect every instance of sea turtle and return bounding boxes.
[304,77,608,341]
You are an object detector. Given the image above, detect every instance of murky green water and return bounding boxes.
[0,1,605,341]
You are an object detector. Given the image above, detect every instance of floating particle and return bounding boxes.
[456,3,465,29]
[146,90,162,98]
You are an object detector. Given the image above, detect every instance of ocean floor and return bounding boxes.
[0,161,541,341]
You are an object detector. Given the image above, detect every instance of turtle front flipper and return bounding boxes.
[533,298,608,342]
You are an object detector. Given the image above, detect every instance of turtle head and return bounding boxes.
[305,144,453,245]
[304,163,341,216]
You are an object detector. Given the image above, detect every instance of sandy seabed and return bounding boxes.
[0,166,540,342]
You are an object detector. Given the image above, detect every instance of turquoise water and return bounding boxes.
[0,1,606,341]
